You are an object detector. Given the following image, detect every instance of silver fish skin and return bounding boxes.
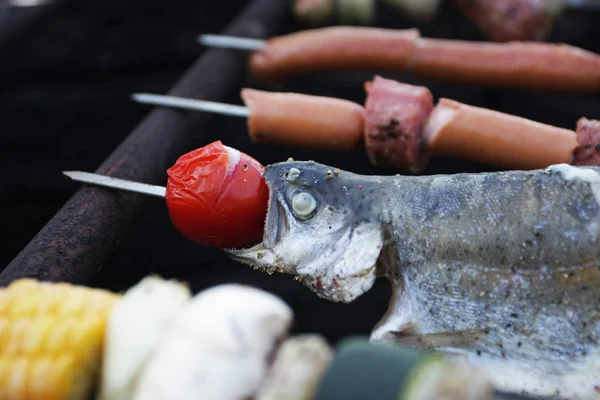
[227,161,600,400]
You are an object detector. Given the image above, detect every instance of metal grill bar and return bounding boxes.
[0,0,289,286]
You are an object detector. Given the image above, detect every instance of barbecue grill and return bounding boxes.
[1,0,600,398]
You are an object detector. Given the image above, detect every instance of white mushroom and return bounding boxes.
[255,334,334,400]
[132,284,293,400]
[99,276,192,400]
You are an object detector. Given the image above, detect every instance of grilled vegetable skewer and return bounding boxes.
[0,277,297,400]
[198,27,600,93]
[132,76,600,173]
[0,275,526,400]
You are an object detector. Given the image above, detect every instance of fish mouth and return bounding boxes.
[226,177,380,303]
[263,190,289,250]
[225,182,294,273]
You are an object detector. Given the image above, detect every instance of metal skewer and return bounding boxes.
[132,93,249,118]
[198,34,266,51]
[197,3,600,52]
[63,171,166,198]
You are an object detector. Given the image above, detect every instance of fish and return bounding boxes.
[226,161,600,400]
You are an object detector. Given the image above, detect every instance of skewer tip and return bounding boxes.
[60,171,167,198]
[62,171,77,179]
[197,34,266,51]
[131,93,145,102]
[128,92,250,118]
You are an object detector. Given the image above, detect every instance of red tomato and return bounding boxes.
[165,141,268,248]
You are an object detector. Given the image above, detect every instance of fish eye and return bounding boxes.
[291,192,317,218]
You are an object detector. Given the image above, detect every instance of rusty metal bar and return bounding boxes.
[0,0,290,286]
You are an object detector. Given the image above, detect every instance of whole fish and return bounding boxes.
[227,161,600,400]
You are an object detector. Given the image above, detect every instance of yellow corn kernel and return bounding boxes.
[43,319,78,355]
[0,358,10,397]
[5,293,43,318]
[27,356,76,400]
[0,356,77,400]
[1,319,29,357]
[5,357,27,400]
[0,291,12,316]
[0,279,120,400]
[0,318,7,345]
[19,318,53,355]
[0,279,116,319]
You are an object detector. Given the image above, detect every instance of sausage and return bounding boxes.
[363,76,433,173]
[573,118,600,167]
[240,88,365,151]
[450,0,557,42]
[423,98,579,170]
[410,38,600,93]
[247,26,600,93]
[248,27,420,83]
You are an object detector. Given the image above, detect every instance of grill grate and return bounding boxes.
[1,0,600,345]
[0,0,289,286]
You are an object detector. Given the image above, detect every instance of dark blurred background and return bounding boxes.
[0,0,599,343]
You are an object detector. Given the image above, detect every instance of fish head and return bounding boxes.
[226,161,384,303]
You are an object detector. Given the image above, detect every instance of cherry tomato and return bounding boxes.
[165,141,268,248]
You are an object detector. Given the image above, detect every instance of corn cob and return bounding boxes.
[0,279,119,400]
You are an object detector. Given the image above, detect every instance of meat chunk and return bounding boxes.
[573,118,600,166]
[363,76,433,173]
